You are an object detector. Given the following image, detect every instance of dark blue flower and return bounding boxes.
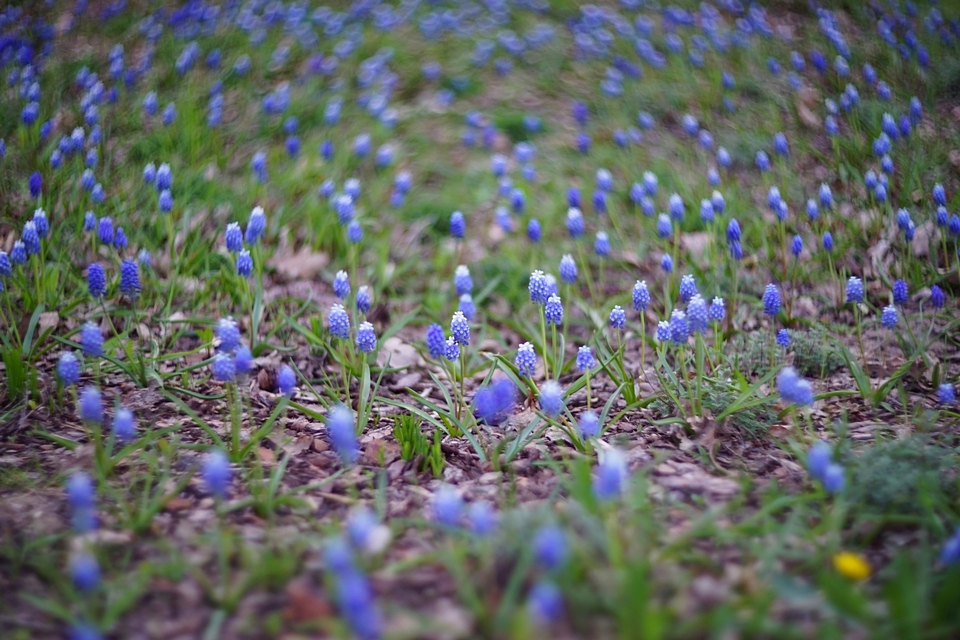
[81,322,103,358]
[236,250,253,278]
[846,277,864,304]
[679,275,697,302]
[78,386,103,423]
[688,296,708,334]
[246,207,266,245]
[880,305,898,329]
[97,217,113,245]
[225,222,242,253]
[58,352,82,386]
[426,323,445,358]
[11,241,26,265]
[632,280,650,311]
[450,210,465,238]
[576,346,595,372]
[763,284,781,316]
[28,171,41,198]
[930,285,945,309]
[113,227,127,250]
[893,280,908,305]
[515,342,536,377]
[119,259,141,298]
[656,214,672,239]
[329,304,350,340]
[939,383,956,405]
[776,329,791,347]
[333,270,350,300]
[559,255,577,284]
[356,322,377,353]
[22,221,40,255]
[791,235,803,257]
[661,254,673,273]
[451,311,470,345]
[545,295,563,326]
[527,218,541,243]
[755,150,770,172]
[609,305,626,329]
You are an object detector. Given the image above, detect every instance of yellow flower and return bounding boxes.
[833,552,871,581]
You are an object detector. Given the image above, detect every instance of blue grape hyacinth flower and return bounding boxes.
[203,450,231,498]
[846,276,864,304]
[515,342,536,377]
[576,345,595,372]
[533,525,567,571]
[545,295,564,326]
[78,386,103,424]
[328,405,360,465]
[356,322,377,354]
[58,352,82,386]
[632,280,650,312]
[474,378,517,426]
[539,381,563,417]
[763,284,781,317]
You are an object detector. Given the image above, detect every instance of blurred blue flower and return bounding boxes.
[777,366,813,406]
[113,407,136,443]
[559,255,577,283]
[450,210,465,238]
[433,485,463,528]
[930,285,945,309]
[594,448,628,500]
[661,254,673,273]
[70,553,100,591]
[236,250,253,278]
[203,450,231,498]
[78,386,102,423]
[328,405,359,465]
[533,525,567,571]
[473,378,517,425]
[528,580,563,624]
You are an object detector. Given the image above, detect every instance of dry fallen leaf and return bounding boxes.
[269,245,329,280]
[283,577,332,622]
